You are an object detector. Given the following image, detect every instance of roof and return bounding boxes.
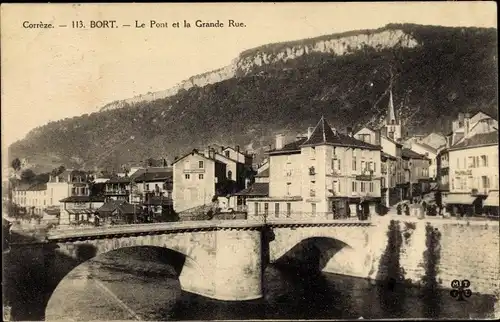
[234,183,269,196]
[411,141,438,154]
[171,149,219,165]
[106,176,131,184]
[97,200,142,215]
[14,183,35,191]
[272,117,381,153]
[402,148,428,160]
[27,183,47,191]
[268,137,307,155]
[131,170,172,183]
[60,195,106,203]
[255,168,269,177]
[449,131,498,151]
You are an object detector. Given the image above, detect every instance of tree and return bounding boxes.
[11,158,21,171]
[20,169,36,183]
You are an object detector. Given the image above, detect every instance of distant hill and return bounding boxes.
[8,23,498,172]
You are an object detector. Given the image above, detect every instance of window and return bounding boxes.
[373,162,376,172]
[286,183,291,196]
[275,203,279,217]
[482,176,490,188]
[145,184,150,191]
[361,182,365,192]
[225,151,230,158]
[286,203,291,217]
[199,174,204,180]
[199,161,204,169]
[228,170,232,180]
[352,181,357,192]
[361,161,366,171]
[254,202,259,215]
[481,155,488,167]
[369,182,374,192]
[312,203,316,215]
[338,159,341,171]
[352,157,357,171]
[185,174,190,180]
[264,203,269,216]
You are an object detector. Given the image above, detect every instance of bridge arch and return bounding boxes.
[269,225,374,278]
[45,245,206,320]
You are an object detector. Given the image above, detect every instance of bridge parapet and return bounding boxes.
[47,220,264,241]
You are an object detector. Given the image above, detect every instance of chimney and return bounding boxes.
[464,112,471,137]
[331,127,337,136]
[458,112,464,126]
[220,146,224,153]
[275,134,284,150]
[236,145,240,153]
[307,127,314,139]
[209,148,215,159]
[346,127,353,137]
[203,147,210,158]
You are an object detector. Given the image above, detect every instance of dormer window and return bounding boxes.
[225,151,230,158]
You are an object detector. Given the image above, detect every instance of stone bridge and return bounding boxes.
[6,219,382,319]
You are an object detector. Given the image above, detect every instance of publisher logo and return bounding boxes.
[450,279,472,301]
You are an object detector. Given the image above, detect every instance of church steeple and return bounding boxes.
[384,86,402,141]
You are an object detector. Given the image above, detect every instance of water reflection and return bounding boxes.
[33,249,500,321]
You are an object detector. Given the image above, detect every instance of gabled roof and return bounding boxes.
[234,183,269,196]
[171,149,218,165]
[301,117,381,150]
[449,131,498,151]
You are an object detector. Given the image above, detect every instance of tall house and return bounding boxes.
[246,117,382,220]
[172,149,227,213]
[445,131,499,216]
[384,89,402,142]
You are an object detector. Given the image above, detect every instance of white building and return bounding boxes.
[445,130,499,216]
[246,117,382,221]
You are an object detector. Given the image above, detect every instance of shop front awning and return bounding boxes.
[443,194,477,205]
[483,191,499,207]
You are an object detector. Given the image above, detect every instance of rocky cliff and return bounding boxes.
[100,26,418,112]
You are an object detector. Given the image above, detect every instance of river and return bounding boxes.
[29,246,495,321]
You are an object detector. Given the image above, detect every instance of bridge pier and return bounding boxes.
[179,228,263,301]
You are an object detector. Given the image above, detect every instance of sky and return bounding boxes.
[1,2,497,150]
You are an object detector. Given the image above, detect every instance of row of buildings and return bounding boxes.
[10,91,498,224]
[232,90,434,220]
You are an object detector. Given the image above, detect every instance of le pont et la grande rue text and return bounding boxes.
[22,19,246,29]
